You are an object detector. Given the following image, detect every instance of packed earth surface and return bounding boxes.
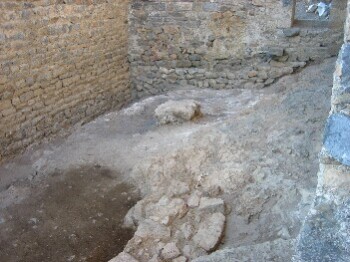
[0,58,335,262]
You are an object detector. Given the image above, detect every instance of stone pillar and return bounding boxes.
[295,1,350,261]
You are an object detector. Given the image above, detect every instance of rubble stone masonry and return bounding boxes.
[0,0,130,162]
[129,0,347,98]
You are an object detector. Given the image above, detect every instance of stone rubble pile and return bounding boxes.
[112,192,226,262]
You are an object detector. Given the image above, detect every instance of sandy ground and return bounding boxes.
[0,58,335,262]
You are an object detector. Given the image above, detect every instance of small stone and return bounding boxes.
[161,216,171,226]
[244,82,255,89]
[262,47,284,57]
[149,255,160,262]
[189,54,201,61]
[170,180,190,196]
[277,55,289,62]
[180,222,194,240]
[306,4,317,13]
[282,28,300,37]
[269,60,285,68]
[278,227,291,240]
[182,244,207,258]
[187,191,201,208]
[193,213,225,251]
[173,256,187,262]
[124,201,143,228]
[291,62,306,68]
[149,255,161,262]
[109,252,139,262]
[198,197,225,213]
[135,219,171,239]
[161,242,181,260]
[264,78,275,85]
[248,71,258,78]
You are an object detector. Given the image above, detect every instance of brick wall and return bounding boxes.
[0,0,130,162]
[129,0,347,99]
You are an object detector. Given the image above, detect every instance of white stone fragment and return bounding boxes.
[198,197,225,213]
[172,256,188,262]
[109,252,139,262]
[306,4,317,13]
[193,213,226,251]
[180,222,194,240]
[161,242,181,260]
[135,219,171,239]
[155,100,202,125]
[187,191,201,208]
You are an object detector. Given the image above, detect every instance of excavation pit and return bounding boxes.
[0,166,139,262]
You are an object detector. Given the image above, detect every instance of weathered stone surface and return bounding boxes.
[187,191,201,208]
[295,199,350,262]
[282,28,301,37]
[109,252,139,262]
[198,197,225,214]
[193,239,295,262]
[193,213,225,251]
[135,219,171,239]
[172,256,187,262]
[155,100,202,125]
[324,113,350,166]
[338,44,350,93]
[161,242,181,260]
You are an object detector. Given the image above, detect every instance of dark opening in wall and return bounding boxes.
[292,0,332,27]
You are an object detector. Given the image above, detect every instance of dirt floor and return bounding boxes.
[0,166,139,262]
[0,58,336,262]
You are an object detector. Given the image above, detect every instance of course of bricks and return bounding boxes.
[0,0,130,162]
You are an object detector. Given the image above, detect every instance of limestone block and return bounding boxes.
[155,100,202,125]
[161,242,181,260]
[135,219,171,240]
[193,213,225,251]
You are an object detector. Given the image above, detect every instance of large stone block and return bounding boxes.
[324,113,350,166]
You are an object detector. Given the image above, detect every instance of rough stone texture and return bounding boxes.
[155,99,202,125]
[161,242,181,260]
[109,252,139,262]
[295,1,350,261]
[193,239,296,262]
[129,0,346,99]
[198,197,225,214]
[192,213,226,252]
[0,0,130,162]
[324,113,350,166]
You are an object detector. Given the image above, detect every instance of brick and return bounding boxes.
[0,0,130,162]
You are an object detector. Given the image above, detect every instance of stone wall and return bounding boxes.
[129,0,347,99]
[295,1,350,261]
[0,0,130,162]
